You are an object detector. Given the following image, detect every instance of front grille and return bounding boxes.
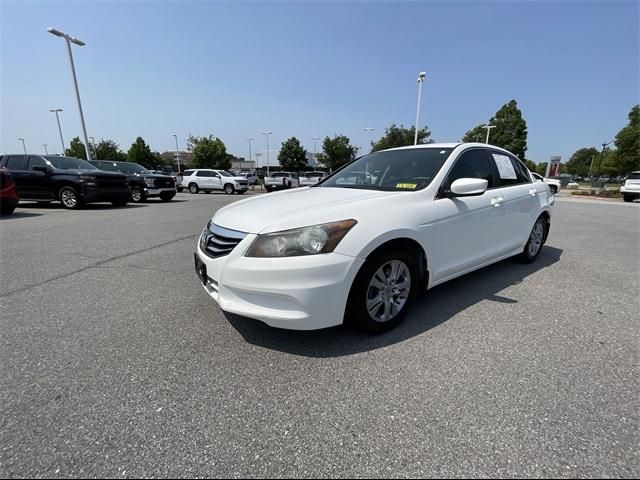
[96,175,128,188]
[200,224,247,259]
[155,177,175,188]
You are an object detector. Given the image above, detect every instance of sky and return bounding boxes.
[1,0,638,166]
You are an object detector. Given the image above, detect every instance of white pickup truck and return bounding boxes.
[532,172,561,195]
[299,171,327,187]
[264,172,300,192]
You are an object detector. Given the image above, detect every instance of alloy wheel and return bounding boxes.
[366,260,412,323]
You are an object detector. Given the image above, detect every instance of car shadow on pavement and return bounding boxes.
[0,211,44,219]
[226,246,563,358]
[17,202,147,210]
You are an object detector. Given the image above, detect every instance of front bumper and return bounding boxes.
[620,186,640,197]
[80,186,130,203]
[145,187,176,196]
[194,238,364,330]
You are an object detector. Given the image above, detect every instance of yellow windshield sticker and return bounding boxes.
[396,183,417,190]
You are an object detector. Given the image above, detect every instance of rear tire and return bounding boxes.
[623,194,634,203]
[346,248,420,333]
[224,184,235,195]
[59,186,83,210]
[160,192,175,202]
[0,203,16,216]
[189,183,199,194]
[520,216,548,263]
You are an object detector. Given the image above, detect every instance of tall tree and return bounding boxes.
[371,124,432,152]
[535,162,548,176]
[65,137,87,159]
[190,135,229,169]
[565,147,599,177]
[462,100,528,159]
[613,105,640,174]
[127,137,157,168]
[462,124,487,143]
[95,139,126,161]
[316,135,358,171]
[523,159,537,172]
[278,137,307,171]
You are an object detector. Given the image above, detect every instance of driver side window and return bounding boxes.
[444,149,495,190]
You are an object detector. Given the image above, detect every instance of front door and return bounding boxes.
[431,148,511,283]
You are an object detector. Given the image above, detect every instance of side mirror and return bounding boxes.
[33,165,50,174]
[450,178,488,196]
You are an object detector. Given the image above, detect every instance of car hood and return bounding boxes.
[212,187,400,234]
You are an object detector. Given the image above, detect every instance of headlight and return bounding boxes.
[144,178,156,187]
[79,175,97,186]
[246,220,357,257]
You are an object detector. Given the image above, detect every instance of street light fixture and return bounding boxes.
[262,131,272,176]
[47,27,92,161]
[49,108,65,154]
[18,138,26,154]
[482,124,496,144]
[172,134,181,172]
[414,72,426,145]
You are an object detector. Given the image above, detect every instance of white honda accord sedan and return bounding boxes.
[194,143,554,332]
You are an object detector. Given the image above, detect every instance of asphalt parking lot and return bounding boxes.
[1,192,638,478]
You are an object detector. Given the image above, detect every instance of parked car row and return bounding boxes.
[0,154,176,211]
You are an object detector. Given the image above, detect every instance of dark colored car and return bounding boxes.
[90,161,176,203]
[0,169,19,216]
[0,155,130,209]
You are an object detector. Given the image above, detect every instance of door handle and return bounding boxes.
[529,189,538,196]
[491,197,504,207]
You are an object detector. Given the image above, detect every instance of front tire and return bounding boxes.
[0,203,16,216]
[346,249,420,333]
[520,216,548,263]
[224,184,235,195]
[130,186,146,203]
[59,186,83,210]
[623,194,634,203]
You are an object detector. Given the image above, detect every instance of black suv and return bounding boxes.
[90,161,176,203]
[0,154,130,209]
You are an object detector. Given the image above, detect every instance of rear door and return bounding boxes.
[195,170,213,190]
[489,151,539,250]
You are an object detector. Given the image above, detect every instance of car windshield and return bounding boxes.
[219,171,234,177]
[628,173,640,180]
[45,156,98,170]
[319,148,454,191]
[116,163,149,174]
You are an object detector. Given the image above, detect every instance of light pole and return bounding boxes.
[311,137,321,166]
[587,154,596,178]
[89,136,97,159]
[414,72,426,145]
[482,124,496,144]
[363,128,374,152]
[18,138,26,154]
[49,108,65,154]
[43,144,49,155]
[47,27,92,161]
[263,131,272,176]
[246,138,254,166]
[596,140,614,178]
[172,134,181,172]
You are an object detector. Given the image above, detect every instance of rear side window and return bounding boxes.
[196,171,212,177]
[182,170,194,177]
[491,152,531,185]
[5,155,28,170]
[100,162,120,172]
[445,149,495,189]
[28,156,47,170]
